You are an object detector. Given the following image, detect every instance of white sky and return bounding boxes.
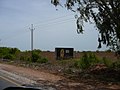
[0,0,107,51]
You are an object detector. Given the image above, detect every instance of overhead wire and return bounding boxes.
[2,13,76,43]
[35,20,76,33]
[35,17,75,29]
[34,13,75,26]
[4,18,75,42]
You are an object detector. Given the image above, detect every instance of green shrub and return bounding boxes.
[20,56,25,61]
[27,57,31,62]
[0,53,3,58]
[80,53,91,69]
[112,61,120,70]
[88,53,99,64]
[105,49,112,53]
[74,52,100,69]
[37,57,48,63]
[20,56,30,62]
[33,49,41,54]
[9,48,20,55]
[102,57,112,67]
[3,54,15,60]
[32,52,40,62]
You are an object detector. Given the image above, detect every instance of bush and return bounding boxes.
[20,56,29,62]
[32,52,40,62]
[9,48,20,55]
[3,54,15,60]
[74,60,82,69]
[105,49,112,53]
[20,56,25,61]
[102,57,112,67]
[33,49,41,54]
[74,52,99,69]
[111,61,120,70]
[74,52,117,70]
[37,57,48,63]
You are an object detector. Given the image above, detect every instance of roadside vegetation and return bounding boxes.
[0,47,48,64]
[0,47,120,84]
[63,52,120,83]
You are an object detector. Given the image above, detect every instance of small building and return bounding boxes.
[55,48,74,60]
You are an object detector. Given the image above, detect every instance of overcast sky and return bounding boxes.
[0,0,107,51]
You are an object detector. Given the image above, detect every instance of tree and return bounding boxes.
[9,48,20,55]
[51,0,120,51]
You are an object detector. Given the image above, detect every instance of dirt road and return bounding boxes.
[0,63,120,90]
[0,63,85,90]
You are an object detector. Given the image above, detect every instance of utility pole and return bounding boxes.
[0,39,1,43]
[0,39,1,47]
[29,24,35,61]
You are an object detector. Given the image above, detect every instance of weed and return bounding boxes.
[102,57,112,67]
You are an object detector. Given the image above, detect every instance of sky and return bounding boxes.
[0,0,108,51]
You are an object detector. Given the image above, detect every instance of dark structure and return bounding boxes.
[55,48,74,60]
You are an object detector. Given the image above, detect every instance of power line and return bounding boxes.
[3,17,75,41]
[2,14,76,43]
[35,17,73,27]
[35,18,76,31]
[34,13,74,26]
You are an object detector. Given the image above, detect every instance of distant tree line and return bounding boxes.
[0,47,48,63]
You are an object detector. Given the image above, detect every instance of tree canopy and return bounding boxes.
[51,0,120,51]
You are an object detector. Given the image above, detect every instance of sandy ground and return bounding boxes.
[0,63,120,90]
[0,63,62,82]
[0,63,83,90]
